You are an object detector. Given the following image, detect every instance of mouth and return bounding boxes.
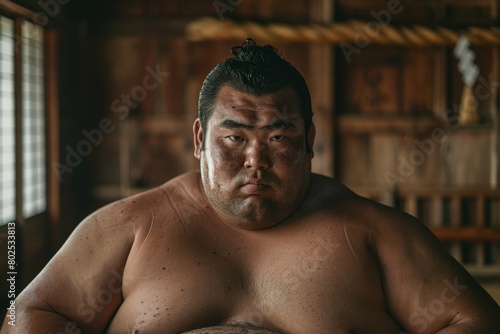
[240,180,271,195]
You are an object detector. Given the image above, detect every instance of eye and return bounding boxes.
[270,135,285,142]
[228,135,244,142]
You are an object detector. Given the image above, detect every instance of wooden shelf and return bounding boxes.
[138,116,187,135]
[92,185,149,202]
[337,115,494,134]
[432,227,500,242]
[337,115,446,134]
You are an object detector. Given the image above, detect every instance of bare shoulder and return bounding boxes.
[105,171,205,229]
[11,172,204,333]
[365,199,500,331]
[70,171,204,254]
[155,170,206,204]
[308,173,356,197]
[307,175,500,331]
[307,173,427,233]
[303,173,358,212]
[311,176,500,332]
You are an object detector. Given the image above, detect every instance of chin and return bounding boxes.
[235,218,285,230]
[231,203,294,230]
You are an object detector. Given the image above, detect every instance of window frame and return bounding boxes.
[0,0,58,231]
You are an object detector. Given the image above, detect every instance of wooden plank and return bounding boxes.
[477,196,486,227]
[464,265,500,277]
[432,227,500,241]
[491,46,499,187]
[476,196,486,267]
[396,187,500,197]
[402,50,438,115]
[348,186,500,202]
[309,0,333,177]
[378,188,395,207]
[45,27,61,250]
[0,0,37,18]
[405,195,418,218]
[335,0,497,25]
[99,18,190,37]
[337,115,445,134]
[430,196,443,228]
[450,196,462,260]
[338,134,370,186]
[119,121,131,198]
[433,48,447,118]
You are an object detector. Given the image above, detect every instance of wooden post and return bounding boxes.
[405,195,418,218]
[450,196,462,261]
[490,46,498,188]
[431,196,443,228]
[309,0,334,177]
[45,27,61,251]
[476,196,486,268]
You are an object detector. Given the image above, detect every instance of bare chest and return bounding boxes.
[107,221,400,333]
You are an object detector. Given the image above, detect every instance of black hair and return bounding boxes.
[198,38,313,148]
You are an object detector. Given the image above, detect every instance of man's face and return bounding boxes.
[194,86,315,229]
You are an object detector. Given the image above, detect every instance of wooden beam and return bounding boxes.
[94,17,191,37]
[337,115,450,134]
[0,0,36,18]
[432,227,500,241]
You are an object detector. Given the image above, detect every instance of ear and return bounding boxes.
[193,118,203,159]
[307,122,316,159]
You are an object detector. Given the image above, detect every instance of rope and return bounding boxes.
[186,17,500,46]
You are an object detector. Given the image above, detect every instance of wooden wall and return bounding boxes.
[331,0,500,277]
[71,0,500,209]
[71,0,334,210]
[334,1,499,193]
[69,0,500,245]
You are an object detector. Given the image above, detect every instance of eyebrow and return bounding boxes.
[220,119,253,130]
[219,119,296,131]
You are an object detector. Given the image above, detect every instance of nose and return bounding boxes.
[244,141,270,170]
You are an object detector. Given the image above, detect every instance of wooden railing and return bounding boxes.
[352,186,500,277]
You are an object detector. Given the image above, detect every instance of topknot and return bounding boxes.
[230,38,283,62]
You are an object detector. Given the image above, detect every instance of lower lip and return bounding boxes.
[241,184,270,194]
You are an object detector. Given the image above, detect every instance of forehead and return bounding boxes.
[210,86,303,124]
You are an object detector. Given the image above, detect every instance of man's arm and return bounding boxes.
[366,200,500,334]
[1,198,139,333]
